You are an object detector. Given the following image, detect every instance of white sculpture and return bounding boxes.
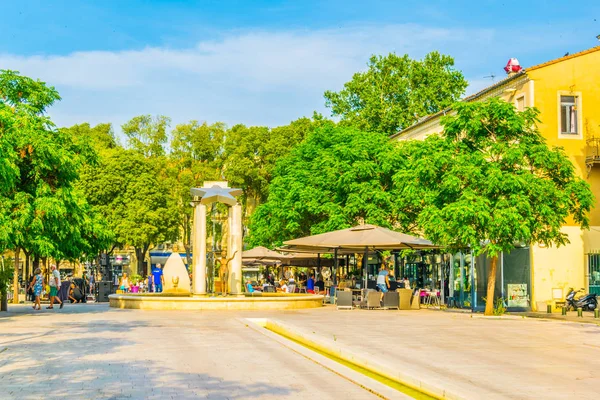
[191,181,243,295]
[162,252,191,295]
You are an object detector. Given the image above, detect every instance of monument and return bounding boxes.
[162,253,191,295]
[190,181,243,295]
[108,180,323,310]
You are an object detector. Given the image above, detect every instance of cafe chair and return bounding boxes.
[366,291,381,309]
[336,290,353,310]
[383,292,400,309]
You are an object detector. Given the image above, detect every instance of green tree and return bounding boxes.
[324,51,467,135]
[223,116,323,210]
[64,122,119,153]
[0,70,100,302]
[122,115,170,158]
[394,98,594,315]
[168,121,226,264]
[248,124,396,248]
[79,148,177,274]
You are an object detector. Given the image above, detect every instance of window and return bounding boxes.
[515,96,525,112]
[560,95,578,134]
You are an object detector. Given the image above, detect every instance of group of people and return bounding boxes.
[244,273,317,294]
[116,264,166,293]
[26,264,65,310]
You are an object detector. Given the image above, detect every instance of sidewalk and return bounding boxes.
[434,306,600,326]
[512,310,600,326]
[276,307,600,399]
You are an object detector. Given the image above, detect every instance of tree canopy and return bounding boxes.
[78,147,178,273]
[0,70,98,261]
[248,123,398,248]
[394,98,594,314]
[122,115,170,158]
[324,51,467,135]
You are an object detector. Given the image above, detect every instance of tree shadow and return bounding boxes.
[0,303,116,322]
[0,319,294,399]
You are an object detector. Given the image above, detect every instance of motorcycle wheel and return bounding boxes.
[588,303,596,311]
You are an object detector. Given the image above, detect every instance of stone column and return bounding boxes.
[228,204,243,294]
[192,203,207,294]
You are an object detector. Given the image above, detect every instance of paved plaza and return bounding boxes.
[1,305,600,399]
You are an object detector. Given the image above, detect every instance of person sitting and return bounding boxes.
[246,280,255,293]
[306,274,315,294]
[277,280,288,293]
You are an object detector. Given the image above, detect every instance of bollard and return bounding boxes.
[562,306,567,315]
[595,309,599,319]
[577,307,583,317]
[547,304,552,314]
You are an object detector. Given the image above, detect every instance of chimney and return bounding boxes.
[504,58,522,76]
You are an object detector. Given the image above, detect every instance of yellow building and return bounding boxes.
[391,46,600,310]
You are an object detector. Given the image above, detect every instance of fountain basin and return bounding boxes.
[109,293,324,311]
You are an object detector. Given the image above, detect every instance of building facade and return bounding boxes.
[391,46,600,309]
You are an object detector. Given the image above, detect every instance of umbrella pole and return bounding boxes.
[363,246,368,290]
[317,253,321,278]
[333,249,338,286]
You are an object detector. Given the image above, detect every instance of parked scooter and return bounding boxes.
[565,288,598,311]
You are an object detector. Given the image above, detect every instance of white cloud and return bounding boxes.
[0,23,556,131]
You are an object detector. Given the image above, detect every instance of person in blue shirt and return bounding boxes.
[377,265,390,302]
[306,274,315,294]
[246,279,254,293]
[152,264,165,293]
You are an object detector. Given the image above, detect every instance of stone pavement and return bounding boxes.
[2,304,600,399]
[0,304,377,400]
[275,308,600,399]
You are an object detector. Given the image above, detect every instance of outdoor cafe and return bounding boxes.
[242,224,533,312]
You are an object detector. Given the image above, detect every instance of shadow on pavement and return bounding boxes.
[0,319,293,399]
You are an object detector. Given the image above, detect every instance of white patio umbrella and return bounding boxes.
[282,224,438,289]
[283,224,437,251]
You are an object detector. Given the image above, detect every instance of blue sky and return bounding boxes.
[1,0,599,133]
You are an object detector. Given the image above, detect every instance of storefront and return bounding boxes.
[475,246,531,312]
[397,247,532,312]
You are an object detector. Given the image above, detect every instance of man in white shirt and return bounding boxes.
[48,264,64,309]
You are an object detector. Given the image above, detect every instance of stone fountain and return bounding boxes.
[109,181,323,310]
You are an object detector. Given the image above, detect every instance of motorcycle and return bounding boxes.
[565,288,597,311]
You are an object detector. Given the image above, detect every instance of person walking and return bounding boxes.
[152,264,164,293]
[47,264,64,309]
[27,268,44,310]
[89,272,95,295]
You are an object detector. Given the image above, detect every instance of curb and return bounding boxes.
[245,318,464,400]
[243,318,409,399]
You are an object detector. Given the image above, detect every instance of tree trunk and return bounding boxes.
[484,255,498,316]
[135,245,150,276]
[24,251,31,279]
[13,247,20,305]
